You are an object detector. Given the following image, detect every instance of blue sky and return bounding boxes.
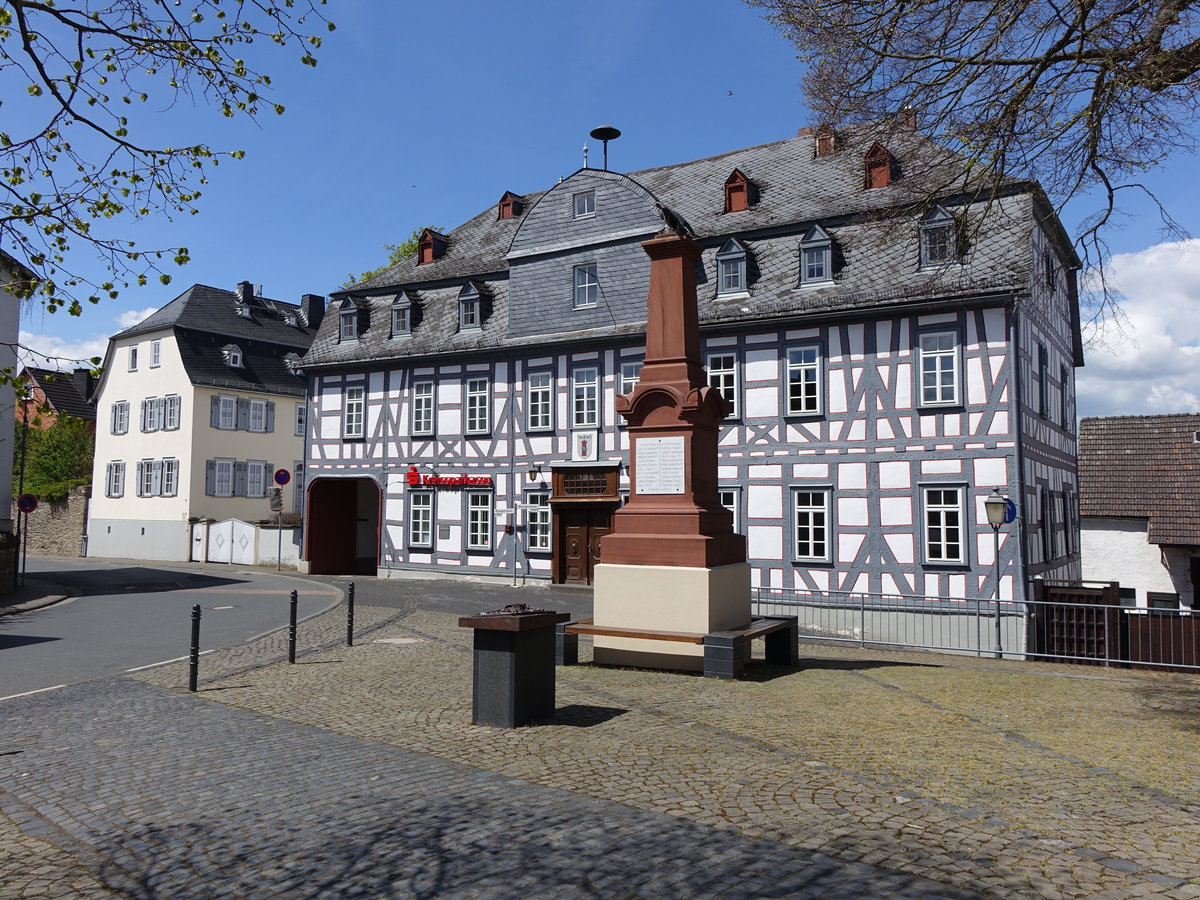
[15,0,1200,419]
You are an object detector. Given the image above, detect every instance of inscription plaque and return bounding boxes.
[635,436,685,495]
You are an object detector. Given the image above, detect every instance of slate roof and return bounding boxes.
[1078,414,1200,545]
[174,327,308,398]
[116,283,315,349]
[304,126,1056,370]
[23,367,96,421]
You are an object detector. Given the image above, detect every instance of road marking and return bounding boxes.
[125,650,215,673]
[210,605,236,610]
[0,684,65,702]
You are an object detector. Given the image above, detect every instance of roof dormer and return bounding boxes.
[337,297,364,342]
[497,191,523,220]
[724,169,753,213]
[417,229,448,265]
[221,344,244,369]
[865,143,898,189]
[458,282,483,331]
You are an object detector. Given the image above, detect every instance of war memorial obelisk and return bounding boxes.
[591,227,750,671]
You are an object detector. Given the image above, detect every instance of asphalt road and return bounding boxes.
[0,557,342,697]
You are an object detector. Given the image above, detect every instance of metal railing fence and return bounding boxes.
[751,587,1200,672]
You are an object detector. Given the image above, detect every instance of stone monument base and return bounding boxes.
[591,561,751,672]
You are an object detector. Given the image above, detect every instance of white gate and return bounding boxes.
[191,522,208,561]
[207,518,256,565]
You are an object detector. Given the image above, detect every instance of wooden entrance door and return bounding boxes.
[557,505,613,585]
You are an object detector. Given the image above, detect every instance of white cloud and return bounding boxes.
[17,329,109,370]
[1079,239,1200,418]
[116,306,160,330]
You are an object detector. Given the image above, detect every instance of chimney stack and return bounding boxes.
[237,281,254,305]
[301,294,326,330]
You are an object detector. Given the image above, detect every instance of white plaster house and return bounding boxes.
[1079,414,1200,609]
[86,282,323,561]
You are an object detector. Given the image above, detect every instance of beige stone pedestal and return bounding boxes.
[591,562,751,671]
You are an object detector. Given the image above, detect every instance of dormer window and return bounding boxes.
[573,190,596,219]
[458,283,481,331]
[715,239,748,297]
[338,300,359,342]
[235,303,254,320]
[497,191,522,220]
[284,312,298,327]
[222,344,244,369]
[417,229,447,265]
[284,352,303,375]
[865,143,897,189]
[391,292,412,337]
[798,225,833,286]
[724,169,751,213]
[920,206,962,267]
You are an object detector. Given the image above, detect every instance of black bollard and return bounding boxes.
[347,581,355,647]
[189,604,202,692]
[288,589,298,663]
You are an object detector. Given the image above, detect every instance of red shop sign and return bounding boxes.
[405,466,492,488]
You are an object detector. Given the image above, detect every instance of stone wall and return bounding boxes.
[12,485,89,557]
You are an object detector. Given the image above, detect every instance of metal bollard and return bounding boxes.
[288,589,298,664]
[189,604,202,692]
[347,581,355,647]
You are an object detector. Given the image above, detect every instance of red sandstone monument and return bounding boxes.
[591,229,751,670]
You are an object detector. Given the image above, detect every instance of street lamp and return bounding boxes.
[984,488,1008,659]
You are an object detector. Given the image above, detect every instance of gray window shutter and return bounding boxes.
[265,401,276,433]
[135,461,145,497]
[234,461,248,497]
[153,398,164,431]
[110,404,118,435]
[205,460,216,496]
[152,460,163,496]
[236,398,250,431]
[140,400,149,432]
[210,396,220,428]
[106,463,114,497]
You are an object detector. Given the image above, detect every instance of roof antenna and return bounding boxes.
[589,125,621,171]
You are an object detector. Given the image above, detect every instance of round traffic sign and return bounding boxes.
[16,493,38,514]
[274,468,291,486]
[1003,498,1018,524]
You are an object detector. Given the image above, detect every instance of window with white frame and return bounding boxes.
[794,489,830,561]
[572,366,599,428]
[248,398,267,433]
[707,353,739,417]
[162,459,179,497]
[573,189,595,218]
[164,395,181,431]
[111,401,129,435]
[526,371,552,431]
[923,486,965,564]
[408,492,433,547]
[339,305,358,342]
[459,284,481,330]
[786,345,822,415]
[618,360,642,396]
[920,206,959,267]
[150,339,161,368]
[411,381,434,436]
[105,461,125,497]
[391,297,411,337]
[212,458,235,498]
[715,239,747,296]
[295,402,306,437]
[128,346,138,371]
[343,385,365,439]
[799,225,832,285]
[526,491,551,551]
[918,331,960,406]
[225,345,243,369]
[216,395,237,430]
[141,397,165,432]
[719,488,741,533]
[466,377,490,434]
[247,460,268,498]
[573,263,599,309]
[138,459,158,497]
[466,492,492,550]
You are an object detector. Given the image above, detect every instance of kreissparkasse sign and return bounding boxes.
[404,465,492,488]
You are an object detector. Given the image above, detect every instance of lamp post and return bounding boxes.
[984,488,1008,659]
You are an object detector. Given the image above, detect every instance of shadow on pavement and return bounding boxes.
[549,704,628,727]
[39,567,249,596]
[0,633,58,650]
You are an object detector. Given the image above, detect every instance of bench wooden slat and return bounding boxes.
[563,619,706,644]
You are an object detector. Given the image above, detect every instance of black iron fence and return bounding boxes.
[751,587,1200,672]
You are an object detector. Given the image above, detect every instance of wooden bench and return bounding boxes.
[557,615,799,680]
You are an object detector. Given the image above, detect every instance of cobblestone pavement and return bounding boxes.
[3,576,1200,898]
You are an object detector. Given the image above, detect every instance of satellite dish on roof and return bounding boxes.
[588,125,621,171]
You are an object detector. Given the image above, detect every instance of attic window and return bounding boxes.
[284,352,303,375]
[920,206,962,267]
[724,169,750,213]
[497,191,522,220]
[223,344,244,369]
[391,293,412,337]
[417,230,447,265]
[715,239,748,296]
[339,302,359,342]
[284,312,298,327]
[865,143,896,189]
[458,283,481,331]
[235,303,254,320]
[798,225,833,285]
[573,190,596,219]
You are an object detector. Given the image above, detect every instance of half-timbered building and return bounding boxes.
[299,125,1084,601]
